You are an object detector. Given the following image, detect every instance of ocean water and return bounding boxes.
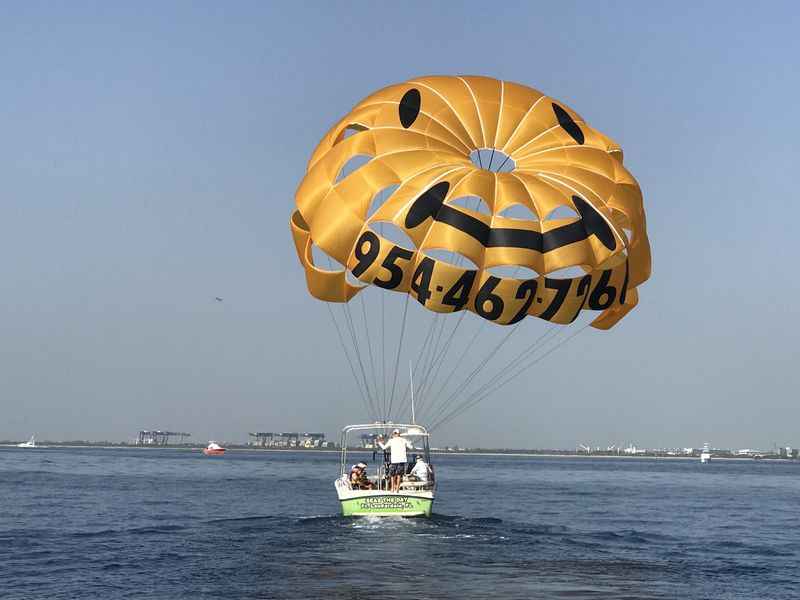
[1,448,798,600]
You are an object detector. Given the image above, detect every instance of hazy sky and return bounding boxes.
[2,2,798,449]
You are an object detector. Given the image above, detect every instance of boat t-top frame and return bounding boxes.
[335,422,435,517]
[339,422,432,479]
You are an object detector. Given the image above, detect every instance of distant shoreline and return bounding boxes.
[0,444,791,461]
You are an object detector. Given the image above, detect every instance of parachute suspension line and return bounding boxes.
[495,152,513,173]
[431,323,591,431]
[429,325,560,429]
[358,292,380,417]
[413,314,447,415]
[473,325,561,401]
[381,287,386,418]
[418,313,463,418]
[323,254,376,420]
[341,300,378,419]
[341,301,376,419]
[393,311,439,421]
[386,293,410,422]
[435,325,588,431]
[426,322,521,426]
[324,303,373,420]
[422,316,488,422]
[415,194,482,419]
[380,222,387,419]
[415,309,467,418]
[414,314,439,402]
[422,262,531,422]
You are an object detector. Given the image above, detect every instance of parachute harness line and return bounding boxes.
[292,75,651,425]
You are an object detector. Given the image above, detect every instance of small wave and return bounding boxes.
[71,529,119,538]
[295,515,344,526]
[129,524,185,535]
[206,515,280,525]
[511,524,569,536]
[73,524,186,538]
[349,515,414,529]
[430,514,503,525]
[585,529,679,544]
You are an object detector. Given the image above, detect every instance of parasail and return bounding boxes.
[289,75,651,427]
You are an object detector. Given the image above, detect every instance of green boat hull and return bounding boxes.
[340,494,433,517]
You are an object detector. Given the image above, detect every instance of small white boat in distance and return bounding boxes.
[203,441,226,456]
[700,442,711,463]
[17,435,37,448]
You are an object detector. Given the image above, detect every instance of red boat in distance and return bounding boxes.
[203,441,226,456]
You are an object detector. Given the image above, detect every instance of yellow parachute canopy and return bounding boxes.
[290,75,650,329]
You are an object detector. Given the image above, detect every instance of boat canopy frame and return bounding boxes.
[339,422,431,477]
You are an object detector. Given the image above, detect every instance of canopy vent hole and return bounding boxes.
[544,205,579,221]
[425,248,479,270]
[448,195,491,215]
[367,184,400,218]
[546,266,588,280]
[335,124,367,144]
[311,244,345,272]
[336,154,372,183]
[470,148,515,173]
[498,203,538,221]
[368,221,416,250]
[487,265,539,279]
[623,228,634,244]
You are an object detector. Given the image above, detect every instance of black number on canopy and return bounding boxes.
[351,230,380,277]
[474,277,504,321]
[411,257,435,305]
[442,270,477,311]
[507,278,538,324]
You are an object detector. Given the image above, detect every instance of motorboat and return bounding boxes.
[335,423,435,517]
[203,441,226,456]
[17,435,37,448]
[700,442,711,463]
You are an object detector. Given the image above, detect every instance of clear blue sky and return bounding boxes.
[2,1,798,449]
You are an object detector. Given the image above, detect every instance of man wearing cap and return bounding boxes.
[377,429,413,493]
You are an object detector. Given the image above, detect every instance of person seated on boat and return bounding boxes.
[409,455,432,485]
[377,429,413,493]
[349,462,373,490]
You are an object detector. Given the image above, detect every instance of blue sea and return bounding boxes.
[1,447,798,599]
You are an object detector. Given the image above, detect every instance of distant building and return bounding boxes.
[135,430,190,446]
[299,433,326,448]
[248,432,326,448]
[360,433,378,448]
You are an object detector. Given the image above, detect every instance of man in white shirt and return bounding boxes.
[410,455,431,484]
[377,429,413,492]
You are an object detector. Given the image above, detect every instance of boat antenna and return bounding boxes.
[409,359,416,424]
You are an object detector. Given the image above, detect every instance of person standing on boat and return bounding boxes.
[377,429,413,493]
